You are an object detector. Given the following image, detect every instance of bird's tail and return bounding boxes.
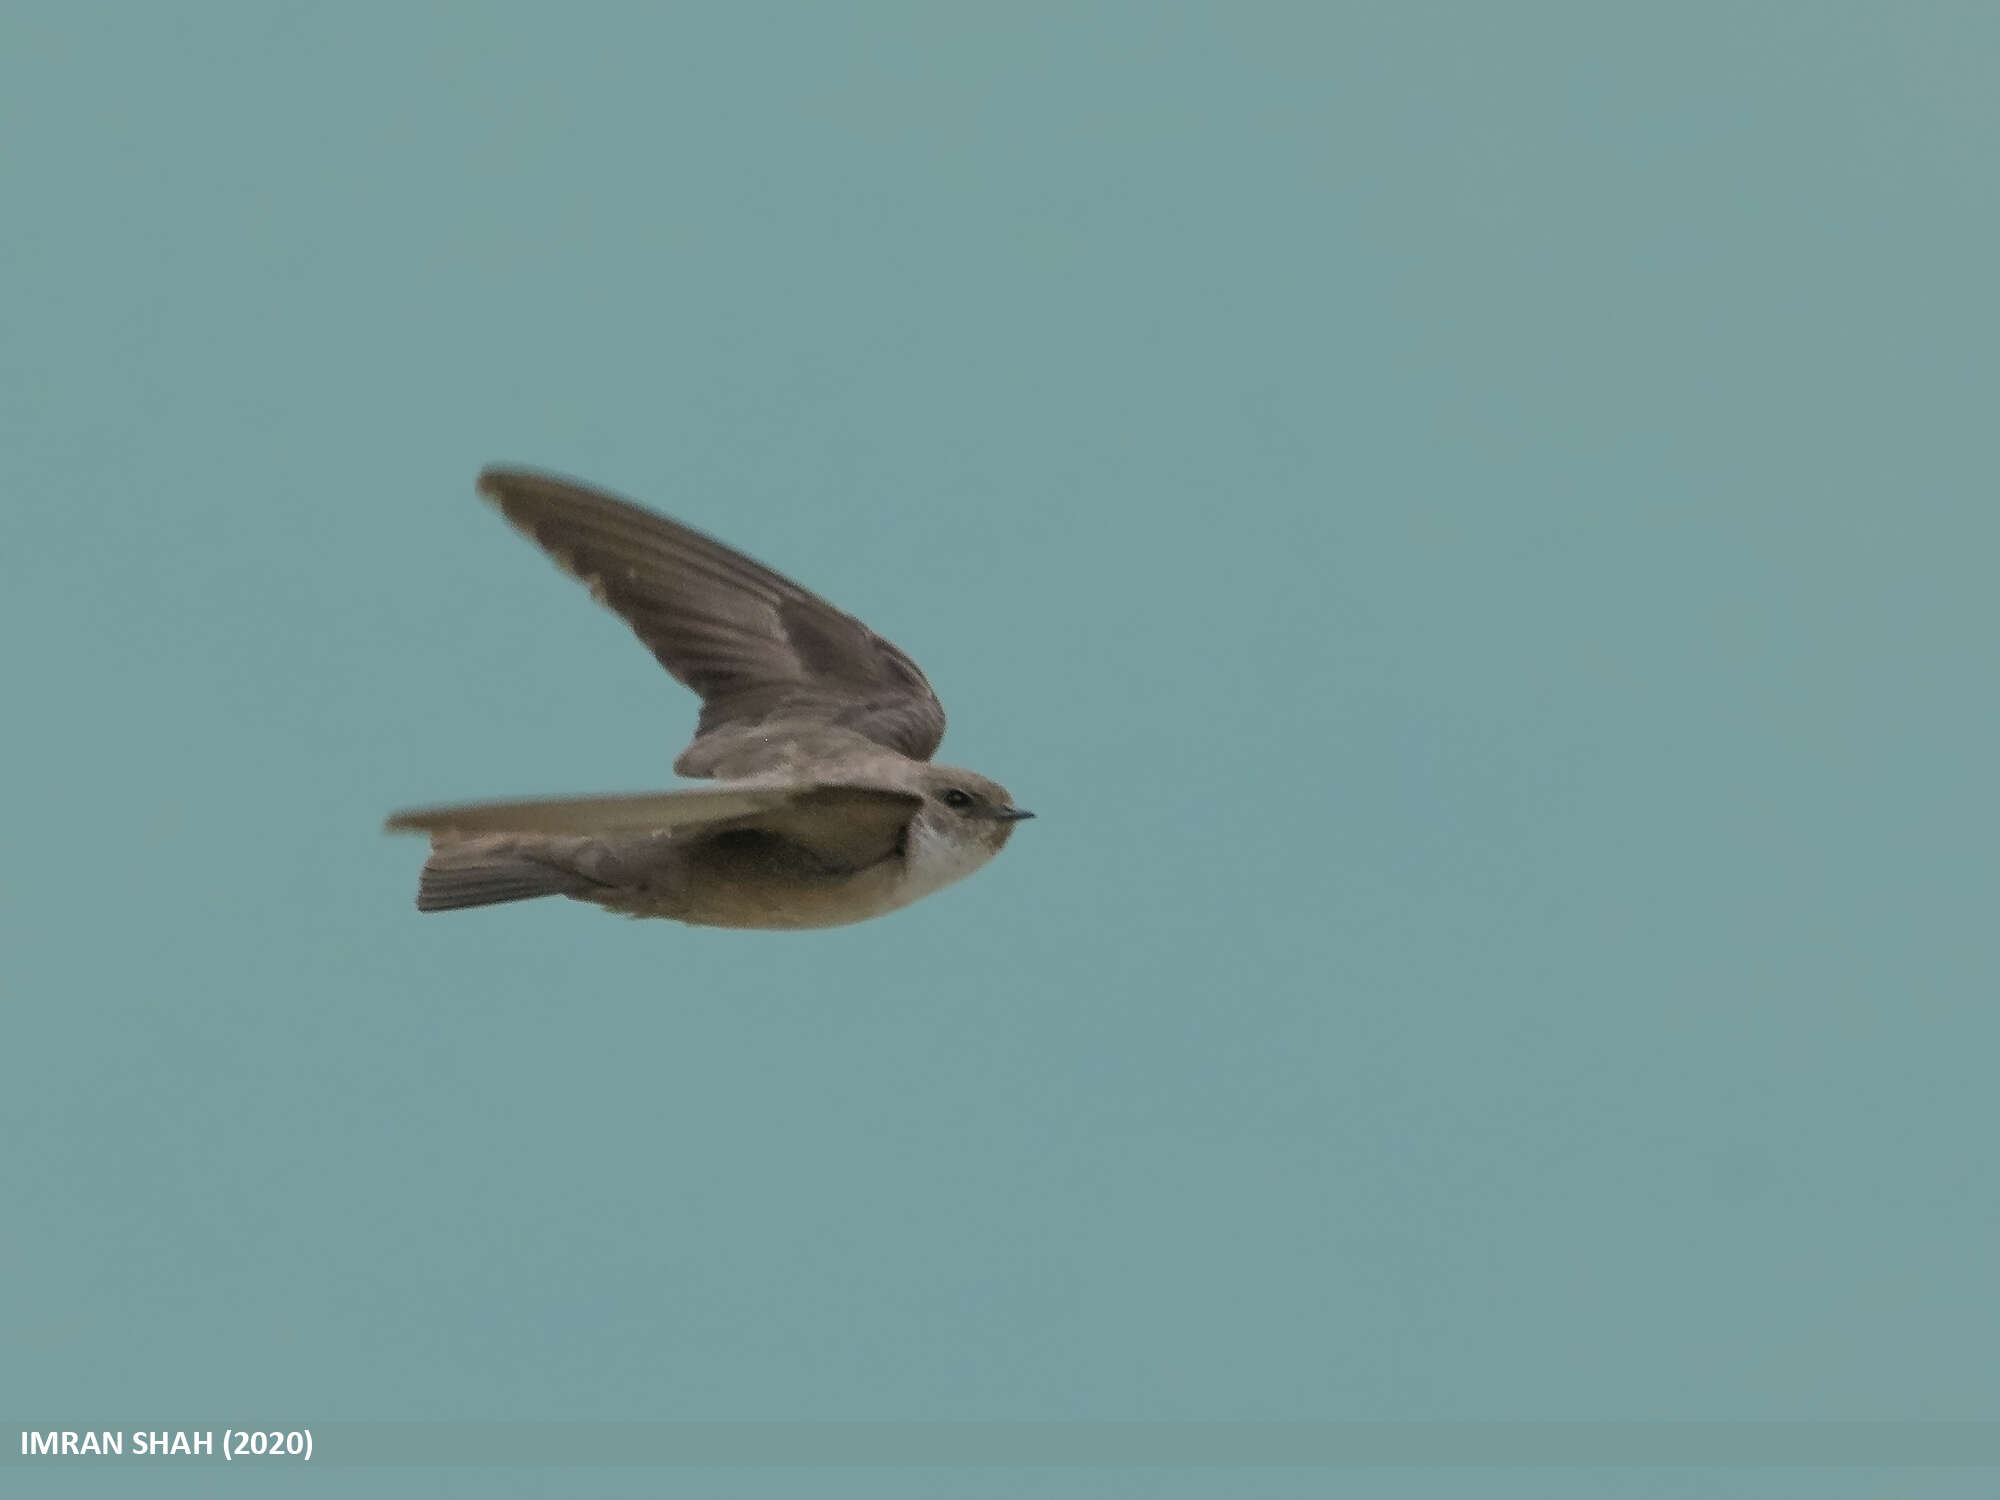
[414,837,595,913]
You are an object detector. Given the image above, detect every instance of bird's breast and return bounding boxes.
[595,819,997,931]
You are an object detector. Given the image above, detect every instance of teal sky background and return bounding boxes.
[4,3,1998,1496]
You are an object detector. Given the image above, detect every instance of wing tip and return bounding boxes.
[476,465,531,512]
[476,464,614,508]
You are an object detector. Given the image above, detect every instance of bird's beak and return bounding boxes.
[993,806,1036,821]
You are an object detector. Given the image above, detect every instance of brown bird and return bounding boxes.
[386,469,1032,928]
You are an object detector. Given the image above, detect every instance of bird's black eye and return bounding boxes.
[940,788,974,810]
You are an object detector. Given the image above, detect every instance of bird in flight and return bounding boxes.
[386,469,1032,928]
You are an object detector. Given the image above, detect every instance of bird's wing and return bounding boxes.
[476,468,947,772]
[386,781,922,872]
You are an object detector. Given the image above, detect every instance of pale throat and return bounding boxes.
[899,815,1000,903]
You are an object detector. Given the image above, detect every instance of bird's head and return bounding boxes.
[913,766,1035,858]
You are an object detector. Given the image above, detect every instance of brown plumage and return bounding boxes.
[386,468,1031,928]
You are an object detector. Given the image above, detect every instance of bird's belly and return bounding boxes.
[597,835,914,931]
[677,862,910,930]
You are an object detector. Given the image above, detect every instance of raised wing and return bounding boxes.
[477,468,947,771]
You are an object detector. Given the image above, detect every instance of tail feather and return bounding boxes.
[415,840,593,912]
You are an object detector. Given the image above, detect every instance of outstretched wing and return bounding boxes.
[477,468,947,772]
[386,781,923,871]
